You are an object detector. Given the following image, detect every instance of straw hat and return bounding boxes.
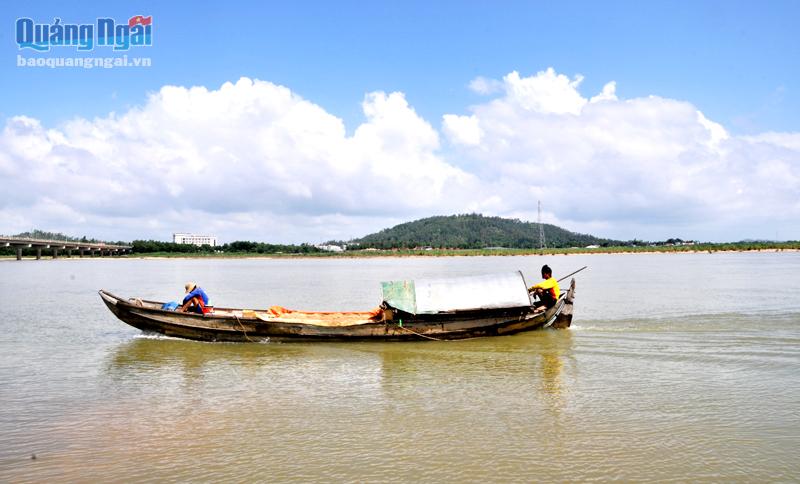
[185,282,196,293]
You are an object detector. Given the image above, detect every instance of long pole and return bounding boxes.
[558,266,587,282]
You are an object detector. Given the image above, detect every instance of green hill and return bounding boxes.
[350,214,623,249]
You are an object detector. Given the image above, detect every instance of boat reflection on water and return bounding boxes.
[532,330,575,418]
[104,336,320,382]
[371,330,576,414]
[105,330,576,418]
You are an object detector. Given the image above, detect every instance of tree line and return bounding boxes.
[129,240,322,254]
[3,223,798,257]
[0,230,322,256]
[4,229,101,243]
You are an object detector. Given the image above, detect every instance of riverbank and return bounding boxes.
[3,243,798,260]
[22,245,800,259]
[123,241,800,258]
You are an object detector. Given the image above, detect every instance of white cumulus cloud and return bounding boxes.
[503,68,588,115]
[442,69,800,241]
[0,78,481,242]
[442,114,483,146]
[1,69,799,243]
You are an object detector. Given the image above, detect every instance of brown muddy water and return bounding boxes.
[1,253,798,482]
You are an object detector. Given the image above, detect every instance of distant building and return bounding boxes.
[316,244,345,252]
[173,233,217,246]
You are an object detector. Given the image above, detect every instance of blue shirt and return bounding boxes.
[183,287,209,305]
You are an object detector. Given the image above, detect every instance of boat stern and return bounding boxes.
[550,279,576,329]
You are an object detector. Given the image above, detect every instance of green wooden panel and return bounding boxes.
[381,280,416,314]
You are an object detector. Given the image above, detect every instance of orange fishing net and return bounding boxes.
[259,305,384,326]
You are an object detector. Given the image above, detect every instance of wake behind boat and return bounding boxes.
[99,271,576,342]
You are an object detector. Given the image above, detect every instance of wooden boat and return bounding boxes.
[99,273,576,343]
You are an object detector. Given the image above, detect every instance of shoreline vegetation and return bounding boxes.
[3,242,798,260]
[3,219,799,260]
[119,243,800,258]
[132,244,800,258]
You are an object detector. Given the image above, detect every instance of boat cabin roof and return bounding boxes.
[381,271,532,315]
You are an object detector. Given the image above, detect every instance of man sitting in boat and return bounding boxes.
[529,265,560,309]
[181,282,210,314]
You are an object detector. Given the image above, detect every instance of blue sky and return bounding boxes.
[1,1,799,243]
[3,1,797,134]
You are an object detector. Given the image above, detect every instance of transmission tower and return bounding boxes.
[538,200,547,249]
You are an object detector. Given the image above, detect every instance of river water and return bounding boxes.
[1,253,798,482]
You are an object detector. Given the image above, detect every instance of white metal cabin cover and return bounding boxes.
[381,271,532,314]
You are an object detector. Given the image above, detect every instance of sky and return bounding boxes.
[1,1,798,243]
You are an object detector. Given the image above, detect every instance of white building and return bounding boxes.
[315,244,345,252]
[173,233,217,247]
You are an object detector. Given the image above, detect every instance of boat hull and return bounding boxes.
[99,280,575,342]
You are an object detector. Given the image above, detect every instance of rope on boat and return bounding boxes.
[234,314,256,343]
[389,320,446,341]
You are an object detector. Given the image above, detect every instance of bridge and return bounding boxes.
[0,236,132,260]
